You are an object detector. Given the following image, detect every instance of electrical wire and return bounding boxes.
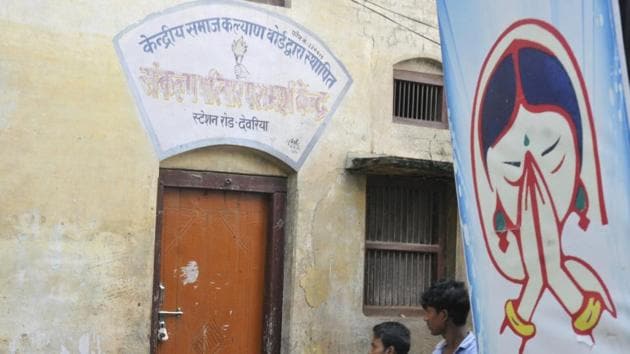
[363,0,438,30]
[350,0,441,46]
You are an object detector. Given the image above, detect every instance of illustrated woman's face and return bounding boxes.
[486,104,578,222]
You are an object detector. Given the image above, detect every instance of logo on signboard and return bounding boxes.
[471,19,615,352]
[232,36,250,80]
[114,1,352,170]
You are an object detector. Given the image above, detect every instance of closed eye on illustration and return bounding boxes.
[542,137,560,156]
[503,160,522,167]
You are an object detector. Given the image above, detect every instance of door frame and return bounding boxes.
[150,168,287,353]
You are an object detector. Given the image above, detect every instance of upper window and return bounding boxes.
[363,175,453,316]
[247,0,288,7]
[393,70,447,129]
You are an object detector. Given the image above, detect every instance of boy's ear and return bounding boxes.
[385,346,396,354]
[440,309,449,321]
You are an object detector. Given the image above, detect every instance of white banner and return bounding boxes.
[114,0,352,170]
[437,0,630,353]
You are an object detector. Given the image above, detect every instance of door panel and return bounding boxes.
[158,187,269,354]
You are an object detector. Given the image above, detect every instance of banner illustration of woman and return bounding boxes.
[470,19,616,352]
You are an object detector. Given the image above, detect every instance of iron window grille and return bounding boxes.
[393,70,448,129]
[363,175,448,316]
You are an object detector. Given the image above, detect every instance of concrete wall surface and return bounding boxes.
[0,1,460,353]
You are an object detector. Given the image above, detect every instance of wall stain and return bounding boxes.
[304,341,327,354]
[299,267,330,308]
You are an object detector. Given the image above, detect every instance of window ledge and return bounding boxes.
[363,305,426,317]
[345,155,453,178]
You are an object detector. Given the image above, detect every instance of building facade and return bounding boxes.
[0,0,466,352]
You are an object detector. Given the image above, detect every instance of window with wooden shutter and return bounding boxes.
[363,175,450,316]
[393,70,447,128]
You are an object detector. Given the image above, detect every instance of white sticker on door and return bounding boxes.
[179,260,199,285]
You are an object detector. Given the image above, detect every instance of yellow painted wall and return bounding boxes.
[0,1,460,353]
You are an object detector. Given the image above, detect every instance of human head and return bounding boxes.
[421,279,470,335]
[370,321,410,354]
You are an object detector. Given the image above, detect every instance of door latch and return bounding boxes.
[156,283,182,344]
[158,283,184,317]
[157,320,169,342]
[159,308,184,317]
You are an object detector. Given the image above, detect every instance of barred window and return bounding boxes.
[363,175,451,316]
[393,70,447,128]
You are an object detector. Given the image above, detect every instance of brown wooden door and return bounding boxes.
[157,186,269,354]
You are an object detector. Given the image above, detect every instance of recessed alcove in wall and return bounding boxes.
[394,57,442,75]
[160,145,293,177]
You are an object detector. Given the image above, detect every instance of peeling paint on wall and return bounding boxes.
[1,209,153,353]
[9,332,102,354]
[0,62,17,131]
[305,342,327,354]
[299,267,330,308]
[49,223,64,271]
[78,332,102,354]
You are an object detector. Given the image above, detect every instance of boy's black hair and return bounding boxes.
[421,279,471,326]
[373,321,410,354]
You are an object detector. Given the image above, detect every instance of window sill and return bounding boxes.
[393,116,449,129]
[363,305,426,317]
[345,155,453,178]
